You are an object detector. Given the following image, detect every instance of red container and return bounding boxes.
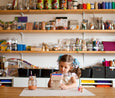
[103,41,115,51]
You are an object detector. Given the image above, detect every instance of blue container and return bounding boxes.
[108,2,112,9]
[22,44,26,51]
[17,44,26,51]
[17,44,23,51]
[98,3,101,9]
[102,2,105,9]
[105,2,108,9]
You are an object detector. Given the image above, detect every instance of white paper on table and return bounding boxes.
[20,88,95,96]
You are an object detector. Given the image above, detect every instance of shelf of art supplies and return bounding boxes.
[80,78,115,87]
[0,51,115,54]
[0,77,13,87]
[0,9,115,14]
[0,30,115,33]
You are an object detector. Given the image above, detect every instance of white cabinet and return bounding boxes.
[13,77,29,87]
[13,77,49,87]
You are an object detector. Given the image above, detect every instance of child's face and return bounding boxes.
[59,61,71,74]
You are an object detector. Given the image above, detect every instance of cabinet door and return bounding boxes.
[37,78,49,87]
[13,78,29,87]
[13,77,50,87]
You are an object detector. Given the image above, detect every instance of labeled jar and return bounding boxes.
[28,76,37,90]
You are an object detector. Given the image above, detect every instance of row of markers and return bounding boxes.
[79,2,115,9]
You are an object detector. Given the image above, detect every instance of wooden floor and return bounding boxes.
[0,87,115,98]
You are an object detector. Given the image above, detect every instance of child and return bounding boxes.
[48,54,81,90]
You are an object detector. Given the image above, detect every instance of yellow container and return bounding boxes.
[81,80,95,83]
[87,3,91,9]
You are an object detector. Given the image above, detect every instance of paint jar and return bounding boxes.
[91,3,94,9]
[105,2,108,9]
[102,2,105,9]
[52,0,60,9]
[94,2,98,9]
[60,0,67,9]
[28,75,37,90]
[77,4,83,9]
[112,2,115,9]
[44,0,52,9]
[98,3,101,9]
[108,2,112,9]
[87,3,91,9]
[83,3,87,9]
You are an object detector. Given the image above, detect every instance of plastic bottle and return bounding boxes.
[11,39,17,51]
[7,39,12,51]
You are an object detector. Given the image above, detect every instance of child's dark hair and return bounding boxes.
[58,54,81,78]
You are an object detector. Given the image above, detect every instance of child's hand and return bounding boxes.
[60,83,68,90]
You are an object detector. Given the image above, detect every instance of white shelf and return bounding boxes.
[0,77,13,79]
[80,78,114,87]
[0,82,12,83]
[80,78,114,81]
[81,83,112,85]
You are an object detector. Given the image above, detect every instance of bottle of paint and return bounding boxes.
[102,1,105,9]
[94,2,98,9]
[91,3,94,9]
[105,1,108,9]
[87,2,91,9]
[83,3,87,9]
[98,2,101,9]
[112,1,115,9]
[108,0,112,9]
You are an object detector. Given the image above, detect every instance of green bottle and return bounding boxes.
[112,2,115,9]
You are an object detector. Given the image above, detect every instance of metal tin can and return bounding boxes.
[50,21,55,30]
[67,0,73,9]
[44,0,52,9]
[37,0,44,10]
[52,0,59,9]
[41,21,45,30]
[60,0,67,9]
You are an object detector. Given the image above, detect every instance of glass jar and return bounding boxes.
[99,43,104,51]
[87,44,93,51]
[28,76,37,90]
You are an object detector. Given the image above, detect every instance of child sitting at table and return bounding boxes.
[48,54,81,90]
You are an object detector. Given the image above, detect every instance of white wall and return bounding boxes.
[0,0,115,69]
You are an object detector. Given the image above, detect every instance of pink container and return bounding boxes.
[103,61,110,67]
[103,41,115,51]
